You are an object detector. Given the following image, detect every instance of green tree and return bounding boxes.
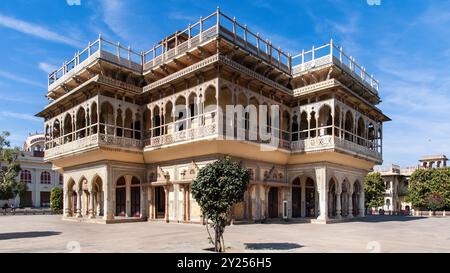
[0,131,26,201]
[407,168,450,210]
[364,172,385,209]
[50,187,63,213]
[424,192,445,212]
[191,156,250,252]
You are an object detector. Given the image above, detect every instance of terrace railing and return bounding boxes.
[292,39,379,94]
[47,35,143,89]
[143,7,291,74]
[47,9,379,96]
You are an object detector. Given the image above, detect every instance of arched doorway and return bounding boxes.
[268,187,278,218]
[130,177,141,217]
[155,186,165,219]
[328,178,337,217]
[305,177,316,217]
[93,176,103,217]
[115,177,126,217]
[292,178,301,218]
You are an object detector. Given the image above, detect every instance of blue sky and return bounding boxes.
[0,0,449,167]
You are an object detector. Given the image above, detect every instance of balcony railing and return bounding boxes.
[143,8,291,73]
[291,135,381,160]
[47,9,379,98]
[291,40,379,94]
[47,36,143,89]
[45,128,142,159]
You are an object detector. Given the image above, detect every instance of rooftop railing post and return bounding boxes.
[175,33,178,55]
[312,45,315,62]
[339,46,343,63]
[277,47,281,67]
[301,49,304,66]
[188,24,191,48]
[256,33,260,56]
[98,33,102,51]
[216,6,220,34]
[128,46,131,61]
[330,38,333,57]
[153,45,156,66]
[88,41,91,56]
[265,39,269,54]
[141,51,145,66]
[63,61,66,75]
[117,42,120,58]
[199,16,203,42]
[233,17,236,42]
[244,25,248,46]
[288,52,292,74]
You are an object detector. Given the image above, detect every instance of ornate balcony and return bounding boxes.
[45,130,142,160]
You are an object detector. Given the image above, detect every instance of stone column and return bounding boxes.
[300,179,306,217]
[148,186,154,220]
[348,192,354,218]
[63,190,71,217]
[88,191,95,218]
[125,176,131,217]
[96,191,102,216]
[164,186,169,223]
[359,188,365,217]
[264,185,270,219]
[316,167,328,221]
[76,191,82,218]
[246,184,253,222]
[180,185,186,222]
[336,192,342,219]
[103,181,114,221]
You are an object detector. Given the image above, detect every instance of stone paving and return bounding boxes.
[0,215,449,253]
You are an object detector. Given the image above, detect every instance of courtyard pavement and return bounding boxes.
[0,215,449,253]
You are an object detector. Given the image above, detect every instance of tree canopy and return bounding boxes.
[0,131,26,201]
[364,172,385,209]
[191,156,250,252]
[407,168,450,211]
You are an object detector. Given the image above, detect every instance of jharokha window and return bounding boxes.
[20,170,32,183]
[40,171,51,184]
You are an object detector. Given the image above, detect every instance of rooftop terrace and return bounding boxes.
[47,8,379,95]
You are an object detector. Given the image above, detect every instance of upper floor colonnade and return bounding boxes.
[43,79,383,159]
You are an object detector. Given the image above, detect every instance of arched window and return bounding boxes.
[20,170,32,183]
[40,171,51,184]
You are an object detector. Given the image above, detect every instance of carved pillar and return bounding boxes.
[63,189,72,217]
[180,185,186,222]
[125,175,131,217]
[348,190,354,218]
[76,191,82,218]
[316,167,328,221]
[88,191,95,219]
[148,186,154,220]
[300,179,306,218]
[336,192,342,219]
[164,185,169,223]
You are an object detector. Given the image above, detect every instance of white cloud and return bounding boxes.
[0,13,83,48]
[0,70,46,89]
[0,111,41,123]
[38,62,58,74]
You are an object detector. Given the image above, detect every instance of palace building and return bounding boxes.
[0,134,63,208]
[36,8,390,224]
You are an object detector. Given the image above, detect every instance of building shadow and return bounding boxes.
[350,215,425,223]
[0,231,61,241]
[244,242,303,250]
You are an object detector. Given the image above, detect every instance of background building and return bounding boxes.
[37,8,389,224]
[0,133,63,208]
[375,155,448,213]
